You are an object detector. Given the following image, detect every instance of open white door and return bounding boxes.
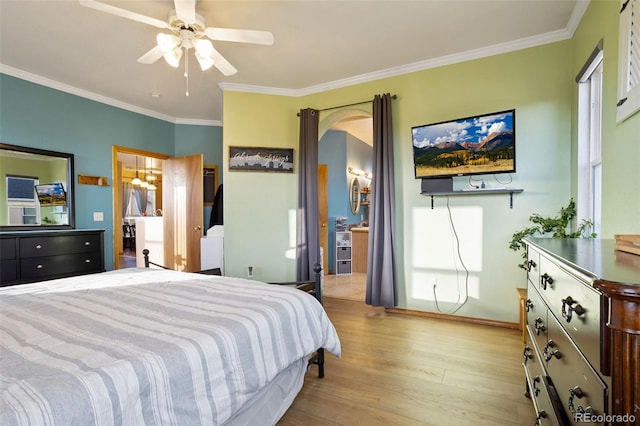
[163,154,203,272]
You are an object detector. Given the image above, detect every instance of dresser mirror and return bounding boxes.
[0,143,75,230]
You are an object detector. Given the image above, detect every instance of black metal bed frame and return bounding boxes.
[141,248,326,378]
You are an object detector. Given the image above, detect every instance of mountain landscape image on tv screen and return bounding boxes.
[412,109,515,178]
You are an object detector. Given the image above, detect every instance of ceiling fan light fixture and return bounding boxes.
[194,38,214,70]
[194,38,213,57]
[164,46,183,67]
[195,52,214,70]
[157,32,180,52]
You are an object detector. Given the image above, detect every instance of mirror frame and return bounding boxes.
[0,143,75,231]
[350,177,361,215]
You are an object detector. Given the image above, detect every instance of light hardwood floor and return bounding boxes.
[278,296,536,425]
[322,272,367,301]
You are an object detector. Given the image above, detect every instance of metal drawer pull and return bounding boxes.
[36,244,42,249]
[540,273,554,290]
[532,376,541,397]
[568,386,595,417]
[84,241,91,246]
[523,346,533,363]
[85,259,91,263]
[36,264,43,269]
[525,299,533,312]
[534,317,546,335]
[543,340,561,361]
[561,296,587,322]
[527,259,537,272]
[535,410,547,425]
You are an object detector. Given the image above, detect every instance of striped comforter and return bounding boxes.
[0,268,341,425]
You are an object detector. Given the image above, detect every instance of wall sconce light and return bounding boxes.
[348,166,372,180]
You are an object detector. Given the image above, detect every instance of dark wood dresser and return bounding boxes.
[522,238,639,425]
[0,230,105,286]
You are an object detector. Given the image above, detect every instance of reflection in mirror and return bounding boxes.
[0,143,75,229]
[350,177,361,214]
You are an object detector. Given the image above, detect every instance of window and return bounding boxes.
[577,45,603,235]
[617,0,640,122]
[6,176,39,225]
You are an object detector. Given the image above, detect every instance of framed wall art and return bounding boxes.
[229,146,294,173]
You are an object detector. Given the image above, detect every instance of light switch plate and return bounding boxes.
[93,212,104,221]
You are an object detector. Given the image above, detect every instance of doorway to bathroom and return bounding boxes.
[318,110,372,301]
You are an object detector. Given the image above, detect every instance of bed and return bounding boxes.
[0,267,341,425]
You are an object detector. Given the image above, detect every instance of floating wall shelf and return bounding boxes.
[421,188,524,209]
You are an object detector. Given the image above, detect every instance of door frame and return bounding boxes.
[112,146,170,270]
[318,109,373,278]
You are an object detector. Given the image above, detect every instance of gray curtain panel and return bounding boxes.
[122,182,132,218]
[296,108,320,281]
[366,93,398,307]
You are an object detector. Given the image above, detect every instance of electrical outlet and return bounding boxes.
[247,266,254,278]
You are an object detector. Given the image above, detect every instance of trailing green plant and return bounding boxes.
[509,198,596,269]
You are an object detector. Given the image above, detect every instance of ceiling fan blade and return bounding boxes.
[205,27,274,45]
[137,46,165,65]
[79,0,170,29]
[174,0,196,25]
[210,48,237,76]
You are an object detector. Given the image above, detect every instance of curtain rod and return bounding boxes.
[318,94,397,112]
[297,94,397,116]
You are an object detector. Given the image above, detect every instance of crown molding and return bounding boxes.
[221,23,582,98]
[2,0,590,124]
[175,118,222,126]
[0,64,219,127]
[567,1,591,36]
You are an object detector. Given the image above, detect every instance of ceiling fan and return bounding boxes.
[79,0,274,77]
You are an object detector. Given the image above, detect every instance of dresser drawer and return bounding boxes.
[19,233,102,258]
[1,238,17,259]
[526,245,540,288]
[20,252,103,279]
[1,259,18,285]
[523,326,569,425]
[526,283,548,355]
[546,313,607,424]
[523,329,545,399]
[538,255,602,369]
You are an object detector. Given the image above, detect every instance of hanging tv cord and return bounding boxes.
[433,196,470,314]
[493,173,513,185]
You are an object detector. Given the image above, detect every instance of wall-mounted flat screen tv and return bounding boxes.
[35,182,67,206]
[411,109,516,179]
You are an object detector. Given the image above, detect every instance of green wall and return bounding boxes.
[222,92,301,281]
[223,40,574,322]
[570,0,640,237]
[222,1,639,323]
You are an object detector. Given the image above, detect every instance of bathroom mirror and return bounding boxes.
[350,177,361,214]
[0,143,75,230]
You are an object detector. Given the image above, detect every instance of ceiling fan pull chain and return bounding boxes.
[184,48,190,96]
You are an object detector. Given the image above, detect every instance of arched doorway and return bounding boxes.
[318,109,372,301]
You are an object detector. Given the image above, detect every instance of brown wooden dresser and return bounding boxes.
[522,238,639,425]
[0,229,105,286]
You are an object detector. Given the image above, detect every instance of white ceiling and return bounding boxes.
[1,0,587,130]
